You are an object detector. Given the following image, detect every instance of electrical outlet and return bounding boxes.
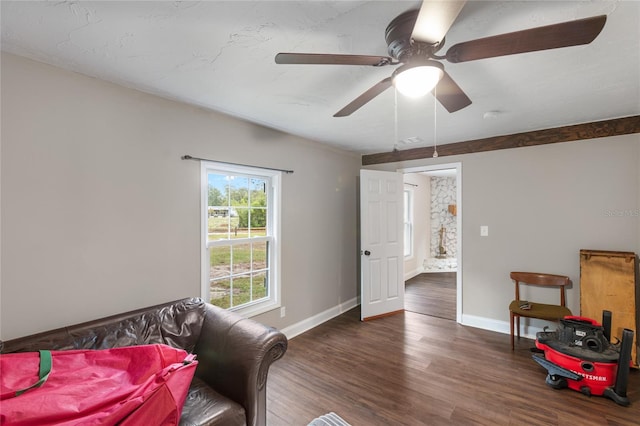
[280,307,286,318]
[480,225,489,237]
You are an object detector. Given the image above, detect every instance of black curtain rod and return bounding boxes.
[404,182,418,187]
[181,155,294,174]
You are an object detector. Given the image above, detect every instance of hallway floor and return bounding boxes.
[405,272,456,320]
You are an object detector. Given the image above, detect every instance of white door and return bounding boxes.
[360,169,404,321]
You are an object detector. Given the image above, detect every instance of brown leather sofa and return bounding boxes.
[0,297,288,426]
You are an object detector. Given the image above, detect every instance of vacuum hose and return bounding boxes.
[613,328,634,398]
[603,328,634,406]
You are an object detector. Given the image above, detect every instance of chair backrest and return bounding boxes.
[510,271,570,306]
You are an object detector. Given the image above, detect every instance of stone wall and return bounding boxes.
[430,176,457,259]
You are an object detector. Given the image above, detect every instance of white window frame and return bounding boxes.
[201,161,281,317]
[403,189,413,258]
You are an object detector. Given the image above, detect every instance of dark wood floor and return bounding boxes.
[405,272,456,320]
[266,308,639,425]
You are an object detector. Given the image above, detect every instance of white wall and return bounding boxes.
[403,173,430,279]
[0,53,361,340]
[373,133,640,334]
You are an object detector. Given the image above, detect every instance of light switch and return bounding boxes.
[480,226,489,237]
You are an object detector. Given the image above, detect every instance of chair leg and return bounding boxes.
[510,312,515,351]
[516,316,520,340]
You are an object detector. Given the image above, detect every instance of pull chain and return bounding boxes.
[433,85,438,158]
[394,88,398,151]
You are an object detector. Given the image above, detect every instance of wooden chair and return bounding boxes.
[509,271,572,350]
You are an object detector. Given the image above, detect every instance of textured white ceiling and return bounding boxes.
[2,1,639,154]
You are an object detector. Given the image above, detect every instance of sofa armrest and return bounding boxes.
[193,303,287,426]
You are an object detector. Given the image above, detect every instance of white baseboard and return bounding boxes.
[461,313,547,340]
[280,297,359,340]
[404,268,421,281]
[282,304,553,342]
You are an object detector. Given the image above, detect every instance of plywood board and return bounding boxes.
[580,249,638,367]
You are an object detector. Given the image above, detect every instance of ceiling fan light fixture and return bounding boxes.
[392,60,444,98]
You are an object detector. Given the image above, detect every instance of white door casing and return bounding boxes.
[401,162,462,324]
[360,169,404,320]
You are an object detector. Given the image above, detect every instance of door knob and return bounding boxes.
[363,250,371,256]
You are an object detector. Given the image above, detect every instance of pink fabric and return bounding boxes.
[1,344,197,426]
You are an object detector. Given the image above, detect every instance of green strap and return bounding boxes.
[15,350,52,397]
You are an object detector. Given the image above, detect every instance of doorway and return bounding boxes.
[405,272,456,320]
[401,163,462,322]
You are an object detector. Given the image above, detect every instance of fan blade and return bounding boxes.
[432,71,472,113]
[445,15,607,63]
[412,0,467,45]
[275,53,394,66]
[334,77,393,117]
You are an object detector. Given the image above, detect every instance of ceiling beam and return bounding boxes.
[362,115,640,166]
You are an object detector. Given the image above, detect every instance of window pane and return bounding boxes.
[208,173,269,240]
[253,240,268,271]
[233,272,268,306]
[231,242,251,275]
[404,223,412,256]
[210,245,231,278]
[250,207,267,230]
[234,208,249,239]
[252,271,268,299]
[208,240,271,309]
[249,178,268,235]
[403,190,412,257]
[208,174,228,207]
[404,190,410,221]
[250,178,266,201]
[208,212,231,241]
[208,173,233,241]
[231,274,252,306]
[230,176,250,209]
[210,277,231,309]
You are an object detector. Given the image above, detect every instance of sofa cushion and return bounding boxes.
[1,298,206,353]
[180,376,246,426]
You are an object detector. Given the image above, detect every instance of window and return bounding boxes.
[201,161,281,317]
[403,189,413,257]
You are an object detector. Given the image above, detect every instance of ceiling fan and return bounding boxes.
[275,1,606,117]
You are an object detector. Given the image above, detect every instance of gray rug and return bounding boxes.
[307,412,351,426]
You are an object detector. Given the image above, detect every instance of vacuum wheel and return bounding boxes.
[546,374,568,389]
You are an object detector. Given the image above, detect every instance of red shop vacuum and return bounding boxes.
[532,310,635,406]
